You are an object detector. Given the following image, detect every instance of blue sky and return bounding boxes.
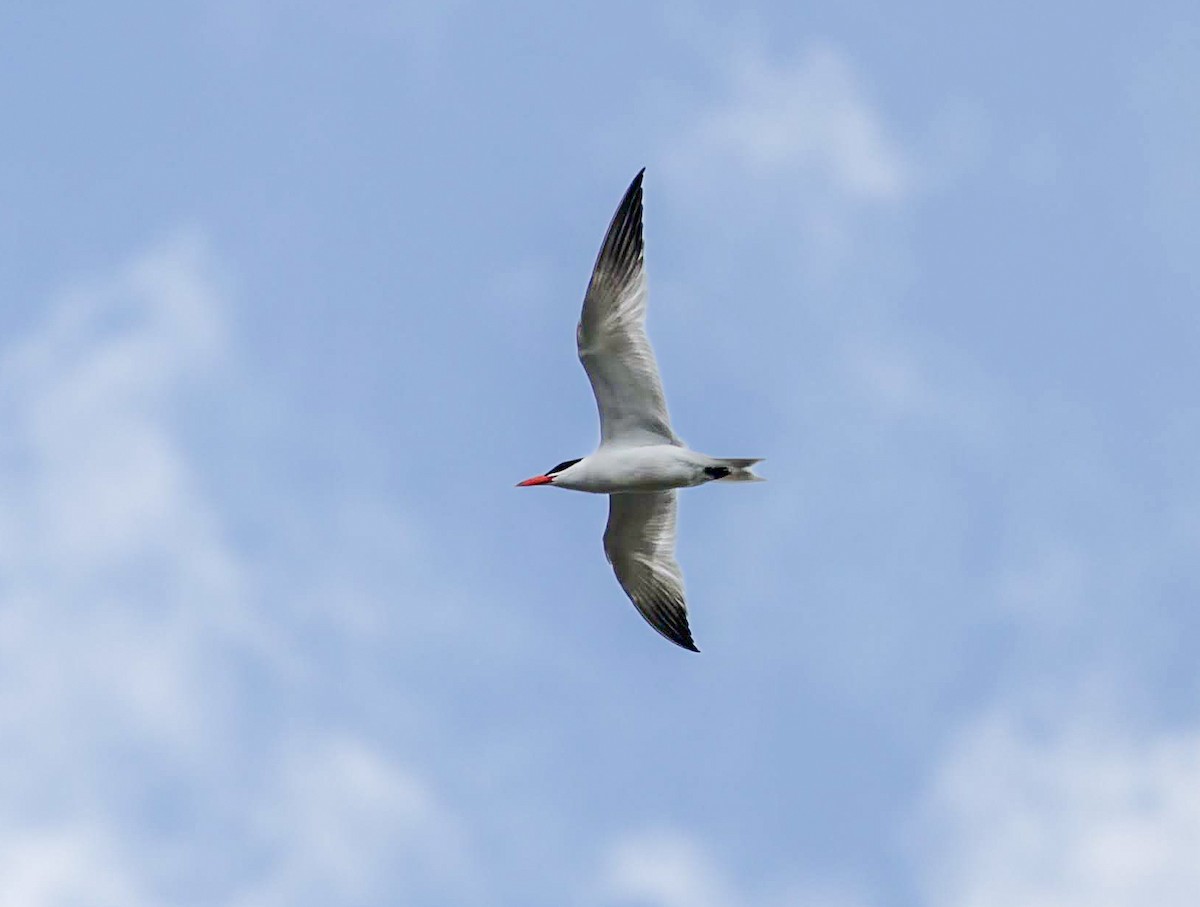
[3,2,1200,905]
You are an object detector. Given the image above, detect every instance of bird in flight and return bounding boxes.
[516,170,763,652]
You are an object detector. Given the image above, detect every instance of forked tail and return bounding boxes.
[705,458,766,482]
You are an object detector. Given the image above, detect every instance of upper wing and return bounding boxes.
[577,170,679,447]
[603,491,698,652]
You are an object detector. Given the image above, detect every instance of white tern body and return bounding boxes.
[517,170,763,651]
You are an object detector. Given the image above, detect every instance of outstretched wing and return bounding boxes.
[577,170,679,447]
[603,491,697,652]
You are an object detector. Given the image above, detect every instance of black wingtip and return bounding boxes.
[617,170,644,218]
[655,627,700,653]
[663,621,700,653]
[640,600,700,653]
[677,626,700,653]
[589,168,646,291]
[626,168,645,200]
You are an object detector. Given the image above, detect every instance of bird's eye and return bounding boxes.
[547,458,582,475]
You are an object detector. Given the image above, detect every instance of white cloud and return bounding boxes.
[0,233,245,905]
[667,43,910,204]
[0,233,244,764]
[0,234,476,906]
[651,40,917,330]
[602,829,731,907]
[234,736,476,907]
[917,710,1200,907]
[1,233,227,576]
[0,823,152,907]
[599,828,871,907]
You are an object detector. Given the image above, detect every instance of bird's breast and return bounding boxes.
[562,446,706,493]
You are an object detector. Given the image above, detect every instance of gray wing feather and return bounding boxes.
[603,491,698,652]
[577,170,679,447]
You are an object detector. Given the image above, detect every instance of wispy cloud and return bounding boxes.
[234,736,475,907]
[658,41,912,274]
[598,827,872,907]
[0,233,250,906]
[0,822,152,907]
[0,232,245,764]
[601,829,731,907]
[917,708,1200,907]
[0,234,476,906]
[677,43,910,202]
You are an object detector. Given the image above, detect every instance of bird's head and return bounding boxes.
[516,458,582,487]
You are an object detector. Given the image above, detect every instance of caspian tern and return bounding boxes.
[517,169,763,652]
